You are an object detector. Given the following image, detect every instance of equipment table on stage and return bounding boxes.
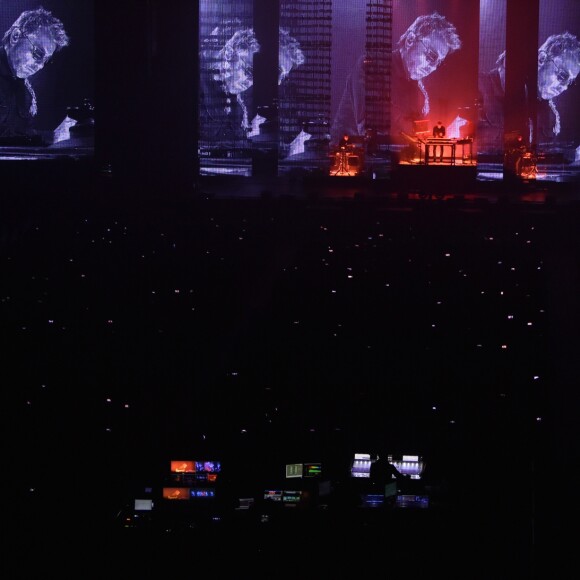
[424,138,474,165]
[425,138,457,165]
[330,144,363,176]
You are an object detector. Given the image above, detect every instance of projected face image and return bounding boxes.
[537,32,580,100]
[0,6,73,141]
[212,27,304,95]
[398,12,461,82]
[214,28,260,95]
[278,28,305,85]
[404,31,450,81]
[538,49,579,100]
[6,26,56,79]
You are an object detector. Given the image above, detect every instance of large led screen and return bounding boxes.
[537,0,580,181]
[198,1,580,183]
[0,1,94,160]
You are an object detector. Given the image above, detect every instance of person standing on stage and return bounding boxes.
[432,120,445,162]
[338,133,350,149]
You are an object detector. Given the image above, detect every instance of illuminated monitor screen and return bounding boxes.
[170,460,196,473]
[264,490,283,502]
[237,497,255,510]
[303,463,322,477]
[351,454,372,478]
[199,1,580,184]
[285,463,304,478]
[134,499,154,511]
[361,493,385,508]
[191,488,216,498]
[0,1,94,160]
[162,487,191,500]
[282,490,302,503]
[195,461,221,473]
[389,455,425,480]
[395,495,430,509]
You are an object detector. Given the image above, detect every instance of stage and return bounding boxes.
[391,163,478,193]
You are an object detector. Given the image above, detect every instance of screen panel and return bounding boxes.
[199,0,255,176]
[198,1,580,183]
[477,0,506,172]
[134,499,154,511]
[162,487,190,500]
[0,1,94,160]
[170,460,196,473]
[536,0,580,182]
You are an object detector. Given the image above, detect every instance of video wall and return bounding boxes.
[479,1,580,169]
[0,1,94,158]
[198,0,580,181]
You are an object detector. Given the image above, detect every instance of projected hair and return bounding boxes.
[2,6,69,50]
[539,31,580,66]
[279,27,305,68]
[398,11,461,53]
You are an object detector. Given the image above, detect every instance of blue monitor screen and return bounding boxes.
[191,488,216,498]
[195,461,222,473]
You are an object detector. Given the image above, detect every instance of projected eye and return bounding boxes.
[419,38,440,67]
[549,57,573,86]
[21,31,50,65]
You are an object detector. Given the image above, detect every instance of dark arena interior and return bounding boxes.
[3,1,580,577]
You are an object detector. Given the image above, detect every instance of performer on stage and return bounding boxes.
[338,133,350,149]
[432,120,445,162]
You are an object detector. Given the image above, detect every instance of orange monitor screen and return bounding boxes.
[163,487,190,500]
[170,460,196,473]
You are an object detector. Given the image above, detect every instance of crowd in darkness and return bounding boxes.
[4,182,577,575]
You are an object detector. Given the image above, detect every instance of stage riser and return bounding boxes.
[392,165,477,192]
